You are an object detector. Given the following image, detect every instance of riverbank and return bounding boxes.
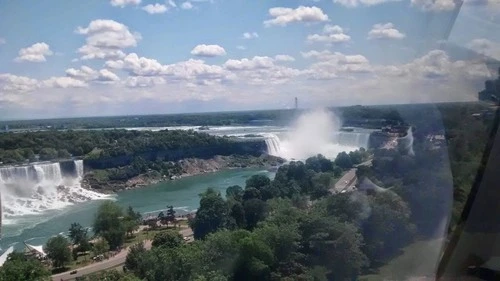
[83,154,284,193]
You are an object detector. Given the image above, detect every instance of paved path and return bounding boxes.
[331,168,357,194]
[330,158,373,195]
[52,227,194,281]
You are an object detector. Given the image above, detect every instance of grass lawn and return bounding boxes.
[360,239,444,281]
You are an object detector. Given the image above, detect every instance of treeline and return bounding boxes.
[121,150,418,281]
[0,129,241,165]
[0,106,406,131]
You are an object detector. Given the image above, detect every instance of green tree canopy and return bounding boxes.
[190,189,228,240]
[44,235,72,269]
[152,230,183,249]
[0,252,50,281]
[93,201,126,249]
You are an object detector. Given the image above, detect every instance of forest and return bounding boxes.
[0,129,259,165]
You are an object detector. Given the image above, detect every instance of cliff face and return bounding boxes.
[84,139,267,169]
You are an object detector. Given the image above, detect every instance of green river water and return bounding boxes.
[1,168,274,251]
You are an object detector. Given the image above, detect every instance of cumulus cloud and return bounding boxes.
[110,0,141,7]
[0,38,5,45]
[142,3,168,14]
[264,6,329,27]
[410,0,456,11]
[223,56,275,70]
[236,45,246,50]
[307,24,350,44]
[65,66,120,82]
[368,23,406,40]
[333,0,401,7]
[303,50,371,79]
[466,38,500,60]
[76,19,141,60]
[190,44,227,57]
[40,77,88,88]
[243,32,259,39]
[14,42,53,62]
[275,54,296,62]
[181,1,193,9]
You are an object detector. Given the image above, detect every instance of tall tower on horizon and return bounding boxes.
[295,97,298,110]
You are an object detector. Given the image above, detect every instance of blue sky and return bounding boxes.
[0,0,499,119]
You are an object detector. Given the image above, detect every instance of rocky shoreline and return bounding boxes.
[82,154,284,193]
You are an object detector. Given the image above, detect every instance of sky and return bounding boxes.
[0,0,500,119]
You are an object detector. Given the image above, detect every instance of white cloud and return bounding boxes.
[168,0,177,7]
[243,32,259,39]
[304,50,371,79]
[307,24,350,44]
[76,19,141,60]
[125,76,166,88]
[236,45,246,50]
[307,33,351,43]
[333,0,401,7]
[275,54,296,62]
[40,77,88,88]
[323,24,344,34]
[14,42,53,63]
[224,56,275,70]
[466,38,500,60]
[410,0,456,11]
[142,3,168,14]
[110,0,141,7]
[191,44,227,57]
[264,6,329,27]
[368,23,406,40]
[106,53,229,82]
[0,73,38,93]
[0,38,5,45]
[181,1,193,9]
[65,66,120,82]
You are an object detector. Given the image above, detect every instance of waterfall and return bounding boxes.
[0,161,106,218]
[399,127,415,156]
[33,163,63,185]
[264,134,281,156]
[332,132,370,149]
[74,160,84,179]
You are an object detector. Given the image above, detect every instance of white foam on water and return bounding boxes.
[0,160,110,218]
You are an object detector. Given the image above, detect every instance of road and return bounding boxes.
[52,227,193,281]
[331,168,357,194]
[330,158,373,194]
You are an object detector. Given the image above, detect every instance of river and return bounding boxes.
[0,168,274,251]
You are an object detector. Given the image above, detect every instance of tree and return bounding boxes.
[44,235,72,268]
[226,185,244,201]
[334,152,353,170]
[0,252,50,281]
[57,149,71,158]
[301,216,368,281]
[125,242,147,273]
[93,201,126,250]
[152,230,183,248]
[229,201,246,229]
[68,222,88,246]
[243,199,267,230]
[246,175,271,190]
[92,238,110,257]
[75,270,140,281]
[166,205,177,228]
[124,206,141,237]
[233,236,274,281]
[39,147,58,161]
[190,188,228,240]
[243,187,261,201]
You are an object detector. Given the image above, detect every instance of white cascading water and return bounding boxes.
[399,127,415,156]
[0,160,107,219]
[263,109,370,160]
[75,160,84,179]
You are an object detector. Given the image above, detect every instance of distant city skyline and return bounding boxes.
[0,0,499,119]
